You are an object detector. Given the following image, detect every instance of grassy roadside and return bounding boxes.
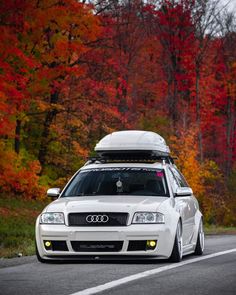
[0,195,236,258]
[0,194,49,258]
[204,225,236,235]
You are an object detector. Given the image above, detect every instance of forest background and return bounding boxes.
[0,0,236,227]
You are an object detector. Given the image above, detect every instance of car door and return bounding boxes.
[167,167,195,245]
[166,167,189,245]
[171,166,197,244]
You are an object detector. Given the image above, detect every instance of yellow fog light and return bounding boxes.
[150,241,156,247]
[44,241,52,250]
[146,240,157,250]
[45,241,51,247]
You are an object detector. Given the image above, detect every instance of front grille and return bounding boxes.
[71,241,123,252]
[68,212,128,226]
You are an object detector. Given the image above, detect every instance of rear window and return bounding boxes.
[62,167,169,197]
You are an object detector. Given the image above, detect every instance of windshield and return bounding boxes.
[62,167,169,197]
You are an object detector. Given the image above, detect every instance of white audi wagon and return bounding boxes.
[35,130,204,263]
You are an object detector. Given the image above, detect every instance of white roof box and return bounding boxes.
[95,130,170,156]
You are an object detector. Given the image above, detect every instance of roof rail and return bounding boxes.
[86,155,175,165]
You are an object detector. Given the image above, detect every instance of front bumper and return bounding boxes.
[36,218,174,260]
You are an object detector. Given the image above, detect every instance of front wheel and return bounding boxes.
[169,221,183,263]
[194,219,204,255]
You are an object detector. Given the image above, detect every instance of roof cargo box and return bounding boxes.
[95,130,170,157]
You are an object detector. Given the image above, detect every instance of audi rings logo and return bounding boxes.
[86,214,109,223]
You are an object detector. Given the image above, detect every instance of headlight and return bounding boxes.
[40,212,65,224]
[132,212,165,224]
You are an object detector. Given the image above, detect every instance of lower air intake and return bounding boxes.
[71,241,123,252]
[127,240,147,251]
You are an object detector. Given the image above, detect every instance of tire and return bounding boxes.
[194,218,204,255]
[35,241,47,263]
[169,221,183,263]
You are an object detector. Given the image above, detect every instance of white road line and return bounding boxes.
[70,248,236,295]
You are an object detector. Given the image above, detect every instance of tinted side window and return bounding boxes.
[171,167,189,187]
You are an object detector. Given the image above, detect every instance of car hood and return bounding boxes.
[45,195,169,214]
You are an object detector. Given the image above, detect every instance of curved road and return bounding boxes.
[0,235,235,295]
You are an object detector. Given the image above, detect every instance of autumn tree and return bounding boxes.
[0,1,46,198]
[23,1,100,170]
[190,0,226,162]
[0,0,235,224]
[148,0,197,132]
[217,11,236,175]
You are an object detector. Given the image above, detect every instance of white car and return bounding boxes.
[35,130,204,263]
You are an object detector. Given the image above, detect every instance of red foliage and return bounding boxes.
[0,0,236,213]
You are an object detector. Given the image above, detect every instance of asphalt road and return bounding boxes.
[0,235,235,295]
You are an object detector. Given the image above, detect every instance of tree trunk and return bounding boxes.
[172,73,178,129]
[38,92,59,172]
[14,119,21,154]
[196,65,203,162]
[166,68,175,133]
[226,89,234,176]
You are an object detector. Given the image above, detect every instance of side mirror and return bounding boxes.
[175,187,193,197]
[47,188,60,198]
